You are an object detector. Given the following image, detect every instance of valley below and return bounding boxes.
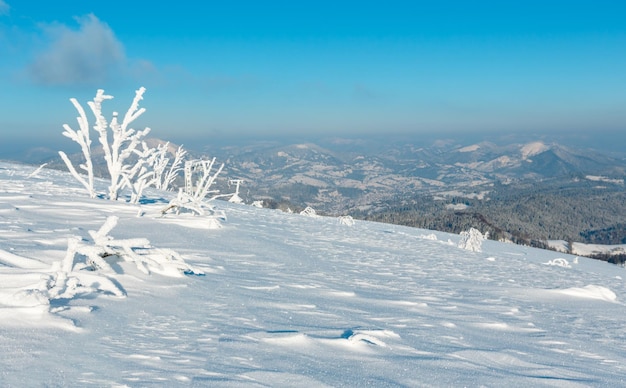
[204,136,626,262]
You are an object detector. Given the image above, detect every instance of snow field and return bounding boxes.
[2,161,626,386]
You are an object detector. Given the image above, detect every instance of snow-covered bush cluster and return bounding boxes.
[66,216,203,277]
[458,227,488,252]
[0,215,202,313]
[300,206,317,217]
[59,87,226,207]
[160,158,231,227]
[338,215,355,226]
[543,258,573,268]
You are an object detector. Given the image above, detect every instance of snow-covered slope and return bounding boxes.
[2,161,626,386]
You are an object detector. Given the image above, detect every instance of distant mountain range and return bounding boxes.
[31,135,626,254]
[201,137,626,256]
[209,138,625,210]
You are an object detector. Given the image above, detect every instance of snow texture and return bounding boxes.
[2,161,626,386]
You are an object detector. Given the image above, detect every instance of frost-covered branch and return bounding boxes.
[27,163,48,179]
[64,216,204,277]
[60,87,161,201]
[59,96,98,198]
[152,143,186,191]
[122,141,159,204]
[161,158,230,228]
[92,87,151,201]
[185,158,225,201]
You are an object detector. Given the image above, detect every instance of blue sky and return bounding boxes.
[1,1,625,151]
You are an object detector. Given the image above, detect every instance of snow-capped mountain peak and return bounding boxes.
[521,141,550,159]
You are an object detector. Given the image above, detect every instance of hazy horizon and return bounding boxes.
[3,127,626,166]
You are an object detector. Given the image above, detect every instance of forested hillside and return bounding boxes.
[355,177,626,250]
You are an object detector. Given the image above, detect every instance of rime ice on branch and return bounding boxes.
[96,87,152,201]
[59,94,99,198]
[59,87,186,203]
[162,158,231,223]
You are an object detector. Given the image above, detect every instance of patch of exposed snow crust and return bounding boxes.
[551,285,617,302]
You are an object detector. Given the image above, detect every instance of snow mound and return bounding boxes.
[551,285,617,302]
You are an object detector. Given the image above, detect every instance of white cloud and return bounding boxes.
[28,14,126,87]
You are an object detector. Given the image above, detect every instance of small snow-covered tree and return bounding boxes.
[161,158,231,221]
[185,158,225,201]
[60,87,155,201]
[300,206,317,217]
[338,215,355,226]
[123,141,158,204]
[458,228,488,252]
[152,142,186,191]
[96,87,152,201]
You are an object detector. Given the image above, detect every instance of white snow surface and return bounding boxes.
[521,141,550,159]
[2,161,626,386]
[549,240,626,257]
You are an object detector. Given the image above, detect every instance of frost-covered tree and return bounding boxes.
[152,142,186,191]
[458,228,488,252]
[123,141,158,204]
[300,206,317,217]
[185,158,225,202]
[338,215,355,226]
[60,87,156,201]
[97,87,152,201]
[161,158,231,220]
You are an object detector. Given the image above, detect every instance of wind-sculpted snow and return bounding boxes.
[2,161,626,386]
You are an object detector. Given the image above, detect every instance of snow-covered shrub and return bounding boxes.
[123,141,158,204]
[60,87,187,203]
[161,158,231,220]
[0,216,202,318]
[97,88,152,201]
[152,142,186,191]
[458,228,488,252]
[300,206,317,217]
[184,158,226,202]
[543,258,571,268]
[65,216,203,277]
[338,215,355,226]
